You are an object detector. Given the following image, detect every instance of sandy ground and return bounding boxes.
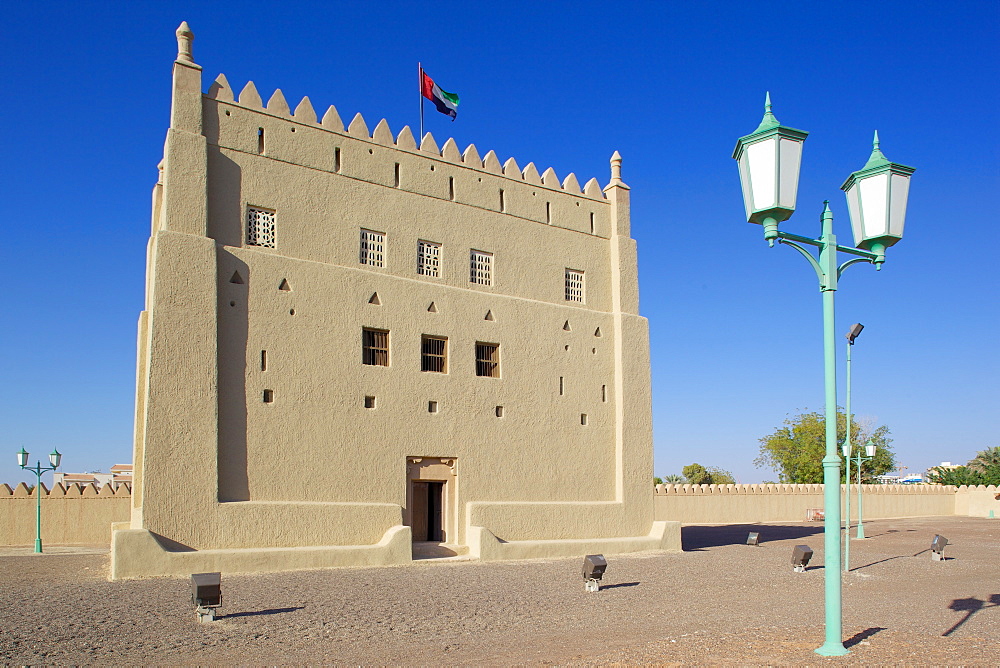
[1,516,997,666]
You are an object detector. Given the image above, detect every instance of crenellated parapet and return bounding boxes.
[204,73,612,209]
[1,482,132,497]
[653,483,963,495]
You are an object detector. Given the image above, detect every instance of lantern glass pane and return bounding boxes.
[844,183,864,247]
[738,153,754,219]
[747,138,777,211]
[889,173,910,238]
[17,449,28,467]
[866,443,877,457]
[859,173,889,239]
[777,138,802,209]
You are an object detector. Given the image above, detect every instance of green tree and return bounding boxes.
[682,463,711,484]
[928,446,1000,486]
[653,476,664,485]
[663,474,685,483]
[682,463,736,484]
[968,446,1000,476]
[754,410,896,484]
[707,467,736,484]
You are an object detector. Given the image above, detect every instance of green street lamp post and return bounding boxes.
[852,440,878,540]
[16,447,62,553]
[843,323,864,573]
[733,94,914,657]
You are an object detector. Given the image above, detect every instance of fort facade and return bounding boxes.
[109,22,677,578]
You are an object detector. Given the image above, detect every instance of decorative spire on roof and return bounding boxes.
[176,21,194,64]
[753,91,781,133]
[862,130,890,169]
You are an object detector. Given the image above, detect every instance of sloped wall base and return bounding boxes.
[110,525,412,580]
[468,520,681,561]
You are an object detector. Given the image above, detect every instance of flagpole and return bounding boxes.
[418,62,424,141]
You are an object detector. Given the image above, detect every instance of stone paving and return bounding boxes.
[1,516,997,665]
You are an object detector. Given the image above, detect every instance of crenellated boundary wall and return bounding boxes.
[654,483,999,524]
[0,483,131,546]
[1,482,997,547]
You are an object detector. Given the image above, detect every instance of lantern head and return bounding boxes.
[733,93,809,234]
[841,131,915,253]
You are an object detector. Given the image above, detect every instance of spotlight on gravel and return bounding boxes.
[792,545,813,572]
[191,572,222,623]
[747,531,760,546]
[582,554,607,592]
[931,534,949,561]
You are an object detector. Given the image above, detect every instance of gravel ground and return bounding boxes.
[1,516,997,666]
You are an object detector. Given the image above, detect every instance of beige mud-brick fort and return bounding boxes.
[110,23,679,579]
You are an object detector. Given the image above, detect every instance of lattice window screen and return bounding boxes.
[565,269,585,303]
[470,250,493,286]
[247,207,276,248]
[417,240,441,277]
[360,229,385,267]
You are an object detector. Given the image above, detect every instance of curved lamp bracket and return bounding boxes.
[837,257,873,279]
[779,239,826,286]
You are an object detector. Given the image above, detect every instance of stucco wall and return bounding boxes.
[654,484,961,524]
[0,483,130,546]
[954,485,1000,517]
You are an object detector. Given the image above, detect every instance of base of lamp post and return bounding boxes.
[34,538,42,553]
[856,525,866,540]
[815,641,850,657]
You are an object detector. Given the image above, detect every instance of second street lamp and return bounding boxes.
[843,322,864,573]
[734,94,914,657]
[16,447,63,553]
[853,440,878,540]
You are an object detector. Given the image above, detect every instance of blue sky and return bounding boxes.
[2,1,997,486]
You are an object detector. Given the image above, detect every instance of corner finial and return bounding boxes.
[610,150,623,183]
[754,91,780,133]
[176,21,194,63]
[863,129,889,169]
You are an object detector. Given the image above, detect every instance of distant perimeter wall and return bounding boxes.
[2,483,996,548]
[654,484,999,523]
[0,483,131,546]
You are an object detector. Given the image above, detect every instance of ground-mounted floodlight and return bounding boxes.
[191,572,222,622]
[582,554,607,592]
[931,535,948,562]
[747,532,761,546]
[792,545,813,572]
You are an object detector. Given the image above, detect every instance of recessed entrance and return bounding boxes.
[410,480,444,541]
[405,456,458,550]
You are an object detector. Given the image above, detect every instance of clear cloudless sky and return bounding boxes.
[2,1,997,487]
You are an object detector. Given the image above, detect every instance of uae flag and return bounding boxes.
[421,70,460,120]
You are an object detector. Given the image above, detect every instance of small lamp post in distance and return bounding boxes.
[852,439,879,540]
[843,322,864,573]
[16,447,63,553]
[733,93,914,657]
